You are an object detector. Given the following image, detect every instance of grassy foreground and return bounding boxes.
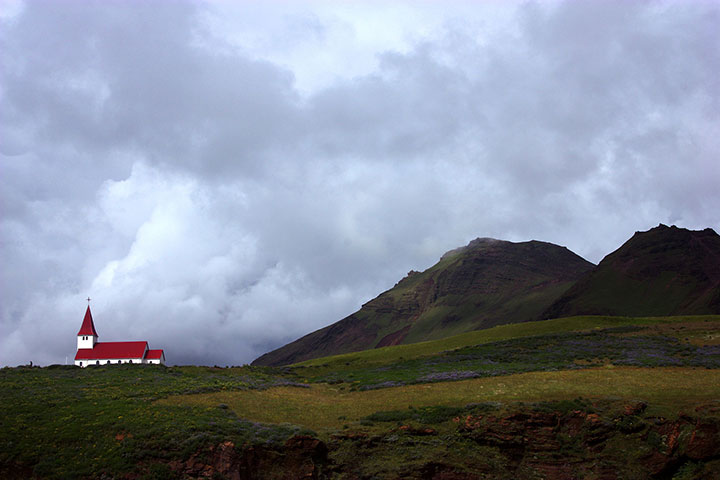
[158,367,720,431]
[0,365,310,479]
[2,315,720,478]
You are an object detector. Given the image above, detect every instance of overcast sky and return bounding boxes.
[1,0,718,367]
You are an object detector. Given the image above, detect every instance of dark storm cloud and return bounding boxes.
[1,0,718,366]
[1,0,300,178]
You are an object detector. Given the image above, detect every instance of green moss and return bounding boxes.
[365,405,477,425]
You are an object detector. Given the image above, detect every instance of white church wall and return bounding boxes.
[75,357,144,368]
[77,335,96,350]
[144,353,165,365]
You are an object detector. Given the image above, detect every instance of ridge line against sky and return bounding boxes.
[1,0,718,366]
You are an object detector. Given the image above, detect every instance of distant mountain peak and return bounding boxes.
[254,224,720,367]
[469,237,504,245]
[439,237,506,260]
[543,224,720,319]
[641,223,717,236]
[253,236,593,366]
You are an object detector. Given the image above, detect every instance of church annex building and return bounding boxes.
[74,305,165,367]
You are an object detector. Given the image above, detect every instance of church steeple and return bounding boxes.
[77,303,98,350]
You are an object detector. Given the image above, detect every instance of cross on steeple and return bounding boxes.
[87,297,91,305]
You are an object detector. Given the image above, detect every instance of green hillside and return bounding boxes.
[255,225,720,368]
[543,224,720,318]
[0,365,311,480]
[253,239,594,366]
[292,314,720,371]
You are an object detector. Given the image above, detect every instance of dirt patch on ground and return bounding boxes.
[619,320,720,345]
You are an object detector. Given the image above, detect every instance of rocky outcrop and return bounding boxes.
[453,406,720,479]
[639,415,720,478]
[168,435,328,480]
[152,404,720,480]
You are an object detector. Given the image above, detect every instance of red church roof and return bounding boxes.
[77,306,99,337]
[75,341,148,360]
[145,349,164,360]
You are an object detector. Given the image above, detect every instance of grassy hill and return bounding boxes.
[253,239,594,366]
[3,315,720,478]
[543,224,720,318]
[292,314,720,371]
[255,225,720,368]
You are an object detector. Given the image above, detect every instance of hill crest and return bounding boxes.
[542,224,720,318]
[253,237,594,366]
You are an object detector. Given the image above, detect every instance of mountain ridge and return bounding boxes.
[542,224,720,318]
[253,224,720,367]
[253,237,594,366]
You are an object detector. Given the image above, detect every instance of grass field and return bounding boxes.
[157,367,720,431]
[0,365,309,479]
[290,319,720,389]
[3,315,719,478]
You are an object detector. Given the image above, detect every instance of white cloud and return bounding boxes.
[1,0,718,366]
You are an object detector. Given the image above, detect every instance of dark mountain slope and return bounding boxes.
[253,238,594,366]
[542,224,720,319]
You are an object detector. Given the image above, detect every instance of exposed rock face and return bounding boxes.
[453,408,720,479]
[169,435,328,480]
[323,407,720,479]
[543,224,720,319]
[156,405,720,479]
[254,239,594,366]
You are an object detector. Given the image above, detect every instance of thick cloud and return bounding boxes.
[1,0,718,366]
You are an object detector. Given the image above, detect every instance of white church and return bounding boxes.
[74,304,165,367]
